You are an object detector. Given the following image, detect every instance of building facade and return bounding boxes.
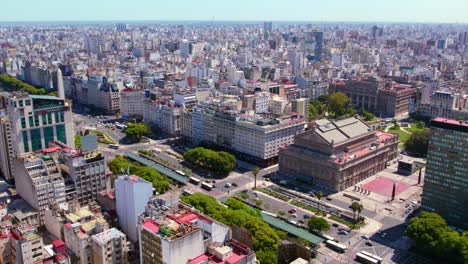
[115,175,153,243]
[421,118,468,229]
[91,228,128,264]
[279,117,398,192]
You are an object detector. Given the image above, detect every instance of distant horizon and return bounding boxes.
[1,19,468,25]
[2,0,468,24]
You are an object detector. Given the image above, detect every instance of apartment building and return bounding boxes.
[91,228,128,264]
[14,153,66,224]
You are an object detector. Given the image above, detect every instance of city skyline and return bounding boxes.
[2,0,468,23]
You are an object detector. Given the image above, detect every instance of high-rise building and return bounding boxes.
[91,228,128,264]
[263,22,273,33]
[14,153,66,224]
[421,118,468,229]
[303,31,323,61]
[5,93,73,154]
[0,114,14,181]
[115,175,153,243]
[116,23,127,32]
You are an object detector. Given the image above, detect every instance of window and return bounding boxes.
[60,112,64,122]
[22,131,29,152]
[20,117,26,129]
[13,101,17,108]
[18,100,23,107]
[42,114,47,125]
[43,127,54,148]
[56,124,67,144]
[30,129,42,151]
[29,116,34,127]
[54,112,60,123]
[25,100,31,106]
[34,115,39,127]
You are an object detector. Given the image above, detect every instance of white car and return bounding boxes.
[288,220,297,225]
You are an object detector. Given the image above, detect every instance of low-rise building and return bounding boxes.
[91,228,128,264]
[279,117,398,192]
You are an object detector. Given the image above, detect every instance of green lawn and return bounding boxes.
[389,127,411,142]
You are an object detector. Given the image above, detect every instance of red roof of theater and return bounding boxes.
[174,213,198,224]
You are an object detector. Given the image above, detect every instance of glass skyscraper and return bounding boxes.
[421,118,468,229]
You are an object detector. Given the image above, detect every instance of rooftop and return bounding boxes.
[91,228,125,246]
[315,117,371,144]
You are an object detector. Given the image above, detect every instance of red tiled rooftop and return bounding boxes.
[52,240,65,248]
[175,213,198,224]
[142,219,159,233]
[226,252,247,263]
[188,254,210,264]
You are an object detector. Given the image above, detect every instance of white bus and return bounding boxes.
[201,182,214,191]
[189,177,201,185]
[322,234,336,242]
[108,144,120,149]
[325,240,347,253]
[355,252,379,264]
[360,251,383,264]
[175,170,186,176]
[182,189,194,196]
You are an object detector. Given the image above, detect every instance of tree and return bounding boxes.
[349,202,363,223]
[252,167,260,189]
[316,191,323,213]
[405,129,430,156]
[317,94,329,103]
[307,216,330,233]
[309,103,318,121]
[125,123,151,142]
[181,194,281,264]
[360,107,375,121]
[406,212,466,262]
[416,121,425,129]
[184,147,236,176]
[311,100,326,115]
[74,134,81,149]
[328,92,351,117]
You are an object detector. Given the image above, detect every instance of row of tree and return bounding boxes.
[406,212,468,263]
[184,147,236,176]
[0,74,55,95]
[181,193,283,264]
[107,155,171,193]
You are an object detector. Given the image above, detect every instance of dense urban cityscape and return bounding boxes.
[0,2,467,264]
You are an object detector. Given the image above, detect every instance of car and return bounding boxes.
[288,208,297,214]
[362,235,369,240]
[224,183,232,188]
[308,191,315,196]
[303,214,311,219]
[264,178,270,181]
[291,213,298,218]
[332,223,339,228]
[326,196,332,201]
[339,230,348,235]
[288,220,297,225]
[232,183,238,187]
[365,241,373,246]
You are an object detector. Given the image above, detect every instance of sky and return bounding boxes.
[2,0,468,23]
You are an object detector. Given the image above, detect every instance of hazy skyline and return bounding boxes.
[2,0,468,23]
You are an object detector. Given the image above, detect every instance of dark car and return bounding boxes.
[365,241,373,246]
[232,183,238,187]
[332,223,339,228]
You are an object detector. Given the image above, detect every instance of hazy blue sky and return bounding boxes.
[2,0,468,23]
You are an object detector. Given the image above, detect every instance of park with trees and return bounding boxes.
[406,212,468,263]
[107,155,171,193]
[0,74,56,96]
[124,123,151,143]
[184,147,236,176]
[181,193,283,264]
